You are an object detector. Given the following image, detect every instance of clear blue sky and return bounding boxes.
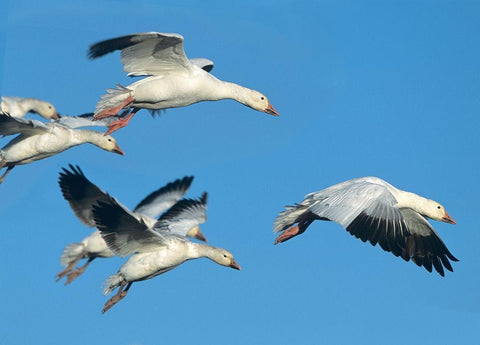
[1,1,479,344]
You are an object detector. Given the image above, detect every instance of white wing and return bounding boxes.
[55,112,127,129]
[0,113,51,137]
[133,176,194,219]
[93,195,166,256]
[154,193,208,237]
[88,32,194,77]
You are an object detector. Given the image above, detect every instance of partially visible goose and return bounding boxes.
[93,194,240,313]
[274,176,458,276]
[1,96,60,120]
[57,164,206,284]
[87,32,279,134]
[0,114,124,184]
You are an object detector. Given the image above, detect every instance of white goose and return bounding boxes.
[88,32,279,135]
[0,114,124,184]
[274,176,457,276]
[57,165,206,284]
[1,96,60,120]
[93,193,240,313]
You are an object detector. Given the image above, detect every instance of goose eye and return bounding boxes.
[261,97,265,100]
[48,106,52,109]
[223,254,227,258]
[108,138,112,142]
[437,206,441,209]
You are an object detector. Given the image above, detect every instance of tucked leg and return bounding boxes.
[0,166,15,184]
[64,257,95,285]
[102,282,133,314]
[95,95,135,120]
[104,108,139,135]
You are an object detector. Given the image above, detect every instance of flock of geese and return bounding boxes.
[1,31,457,313]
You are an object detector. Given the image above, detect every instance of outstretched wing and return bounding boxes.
[93,195,166,257]
[154,192,208,237]
[55,112,128,129]
[58,164,111,227]
[88,32,193,77]
[133,176,194,219]
[0,113,50,137]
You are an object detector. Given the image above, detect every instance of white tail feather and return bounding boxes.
[103,273,125,295]
[60,243,86,266]
[273,204,309,233]
[94,84,132,116]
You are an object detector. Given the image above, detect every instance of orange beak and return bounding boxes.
[442,211,456,224]
[229,259,241,270]
[53,112,61,120]
[112,144,125,156]
[264,101,279,116]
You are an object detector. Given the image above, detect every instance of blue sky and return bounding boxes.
[1,1,479,344]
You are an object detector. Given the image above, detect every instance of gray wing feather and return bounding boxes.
[154,193,208,237]
[88,32,192,76]
[93,195,165,257]
[133,176,194,219]
[58,164,111,227]
[0,113,50,137]
[55,112,127,129]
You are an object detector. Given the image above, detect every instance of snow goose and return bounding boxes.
[0,114,124,184]
[57,165,205,284]
[93,194,240,313]
[87,32,279,134]
[274,176,457,276]
[1,96,60,119]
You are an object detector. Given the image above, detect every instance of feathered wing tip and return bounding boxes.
[273,204,309,234]
[94,84,132,116]
[103,273,125,296]
[60,243,86,266]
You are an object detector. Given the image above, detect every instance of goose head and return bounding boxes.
[187,225,208,242]
[30,100,60,120]
[209,248,241,270]
[425,200,456,224]
[243,90,278,116]
[99,135,125,155]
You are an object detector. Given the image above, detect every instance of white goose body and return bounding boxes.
[88,32,278,134]
[0,115,124,184]
[93,194,240,313]
[2,128,98,165]
[274,176,457,276]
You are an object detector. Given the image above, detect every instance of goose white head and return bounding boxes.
[209,248,241,270]
[30,100,60,120]
[424,200,456,224]
[187,225,208,242]
[98,135,125,155]
[243,90,278,116]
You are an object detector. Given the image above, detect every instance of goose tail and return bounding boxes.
[60,243,86,266]
[273,204,309,233]
[103,273,125,295]
[94,84,133,117]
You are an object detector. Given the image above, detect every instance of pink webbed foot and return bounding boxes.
[95,95,134,120]
[102,282,132,314]
[274,225,300,245]
[104,111,136,135]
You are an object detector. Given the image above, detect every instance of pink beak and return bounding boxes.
[442,211,456,224]
[112,144,125,156]
[229,259,241,270]
[264,102,279,116]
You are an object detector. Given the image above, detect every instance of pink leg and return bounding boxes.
[274,225,300,245]
[95,95,135,120]
[0,166,14,184]
[102,282,132,314]
[104,110,138,135]
[64,257,95,285]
